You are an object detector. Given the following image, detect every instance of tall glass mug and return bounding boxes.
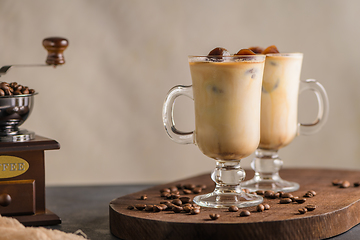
[162,55,265,208]
[241,53,329,192]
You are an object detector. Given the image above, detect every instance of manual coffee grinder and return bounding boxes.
[0,37,68,226]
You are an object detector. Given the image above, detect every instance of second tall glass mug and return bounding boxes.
[241,53,329,192]
[163,55,266,208]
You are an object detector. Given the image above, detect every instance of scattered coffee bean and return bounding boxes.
[170,186,178,192]
[274,192,281,198]
[127,205,134,210]
[135,204,146,211]
[264,204,270,210]
[298,208,308,214]
[295,198,306,204]
[145,205,154,211]
[354,182,360,187]
[184,184,196,190]
[209,213,220,220]
[197,184,207,190]
[183,206,192,213]
[305,204,316,211]
[153,205,162,212]
[159,204,168,211]
[256,204,265,212]
[192,187,202,194]
[240,210,251,217]
[280,198,292,204]
[171,193,180,199]
[172,206,183,213]
[303,192,314,198]
[307,190,316,196]
[332,179,343,186]
[340,181,350,188]
[140,195,147,200]
[291,196,299,202]
[281,193,293,198]
[264,191,275,199]
[277,191,285,197]
[172,199,182,206]
[160,192,169,197]
[160,188,170,193]
[228,205,239,212]
[176,183,184,190]
[190,208,200,215]
[183,189,192,195]
[256,190,265,195]
[179,197,192,204]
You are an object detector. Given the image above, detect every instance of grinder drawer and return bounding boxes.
[0,179,35,215]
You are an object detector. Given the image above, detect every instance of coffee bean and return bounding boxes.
[332,179,343,186]
[145,205,154,211]
[171,193,180,199]
[228,205,239,212]
[256,190,265,195]
[170,186,178,192]
[176,183,184,190]
[190,208,200,215]
[183,189,192,195]
[295,198,306,204]
[277,191,285,197]
[197,184,207,190]
[179,197,192,204]
[280,198,292,204]
[291,196,299,202]
[0,89,4,96]
[354,182,360,187]
[305,204,316,211]
[160,192,169,197]
[135,204,146,210]
[127,205,134,210]
[183,206,192,213]
[160,188,170,193]
[240,210,251,217]
[256,204,265,212]
[172,199,182,206]
[209,213,220,220]
[172,206,183,213]
[0,82,35,96]
[208,47,230,57]
[159,204,168,210]
[274,192,281,198]
[264,191,275,199]
[298,208,307,214]
[184,184,196,190]
[264,204,270,210]
[140,195,147,200]
[192,187,202,194]
[303,192,314,198]
[153,205,162,212]
[308,190,316,196]
[281,193,293,198]
[340,181,350,188]
[160,200,170,204]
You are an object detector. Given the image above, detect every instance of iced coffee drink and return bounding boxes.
[163,47,266,207]
[189,54,265,160]
[259,53,303,150]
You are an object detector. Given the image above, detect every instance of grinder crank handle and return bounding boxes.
[0,37,69,76]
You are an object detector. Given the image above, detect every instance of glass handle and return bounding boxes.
[162,85,194,144]
[298,79,329,135]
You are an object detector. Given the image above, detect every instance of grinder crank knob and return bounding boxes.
[0,193,11,207]
[42,37,69,66]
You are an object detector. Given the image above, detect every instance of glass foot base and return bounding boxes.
[241,178,299,193]
[193,191,263,208]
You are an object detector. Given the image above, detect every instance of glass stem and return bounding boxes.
[211,160,245,194]
[251,149,283,182]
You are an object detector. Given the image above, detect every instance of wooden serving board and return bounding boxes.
[109,169,360,240]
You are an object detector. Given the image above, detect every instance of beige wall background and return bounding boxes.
[0,0,358,186]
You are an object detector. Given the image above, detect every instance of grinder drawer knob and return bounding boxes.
[42,37,69,66]
[0,193,11,207]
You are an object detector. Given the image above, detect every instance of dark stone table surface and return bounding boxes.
[44,185,360,240]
